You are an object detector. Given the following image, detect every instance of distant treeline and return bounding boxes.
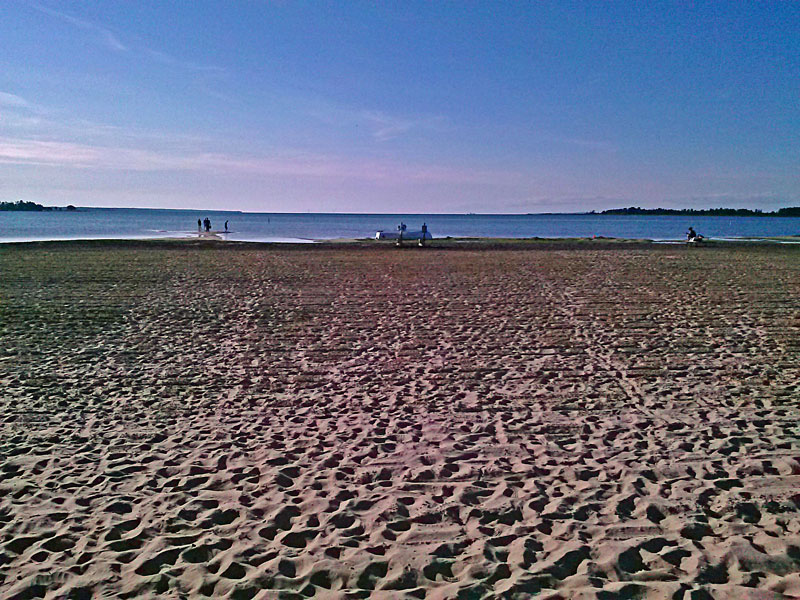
[0,201,76,211]
[598,206,800,217]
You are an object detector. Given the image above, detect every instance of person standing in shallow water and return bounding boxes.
[197,218,202,232]
[224,220,229,232]
[204,217,211,232]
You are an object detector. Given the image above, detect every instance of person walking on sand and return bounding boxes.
[419,222,428,247]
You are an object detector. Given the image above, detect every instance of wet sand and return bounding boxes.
[1,240,799,599]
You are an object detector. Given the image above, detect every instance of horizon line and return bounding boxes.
[21,204,800,217]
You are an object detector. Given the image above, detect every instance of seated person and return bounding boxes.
[687,227,700,241]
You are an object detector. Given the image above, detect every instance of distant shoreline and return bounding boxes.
[594,206,800,217]
[0,200,77,212]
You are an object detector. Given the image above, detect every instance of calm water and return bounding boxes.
[2,208,799,243]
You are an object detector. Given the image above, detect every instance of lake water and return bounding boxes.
[2,208,799,243]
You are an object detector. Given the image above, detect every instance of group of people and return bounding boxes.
[197,218,229,233]
[396,222,429,246]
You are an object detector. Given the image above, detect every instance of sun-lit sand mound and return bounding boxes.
[1,241,799,599]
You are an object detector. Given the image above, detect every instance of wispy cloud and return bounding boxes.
[0,138,101,166]
[144,49,225,74]
[0,91,32,109]
[0,136,520,186]
[29,3,224,75]
[0,89,209,151]
[304,99,447,142]
[0,90,48,129]
[359,110,447,142]
[31,3,127,51]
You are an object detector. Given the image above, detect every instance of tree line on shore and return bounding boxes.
[596,206,800,217]
[0,201,76,211]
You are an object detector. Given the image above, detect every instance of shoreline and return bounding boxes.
[5,210,799,245]
[2,234,800,249]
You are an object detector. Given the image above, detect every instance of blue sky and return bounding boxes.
[1,1,797,213]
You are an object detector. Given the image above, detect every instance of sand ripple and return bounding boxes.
[1,243,799,598]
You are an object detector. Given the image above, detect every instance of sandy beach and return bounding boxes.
[1,240,799,599]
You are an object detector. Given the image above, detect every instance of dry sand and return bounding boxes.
[1,241,799,599]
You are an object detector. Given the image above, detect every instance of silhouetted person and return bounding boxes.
[419,222,428,247]
[224,220,229,232]
[197,218,202,232]
[204,217,211,232]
